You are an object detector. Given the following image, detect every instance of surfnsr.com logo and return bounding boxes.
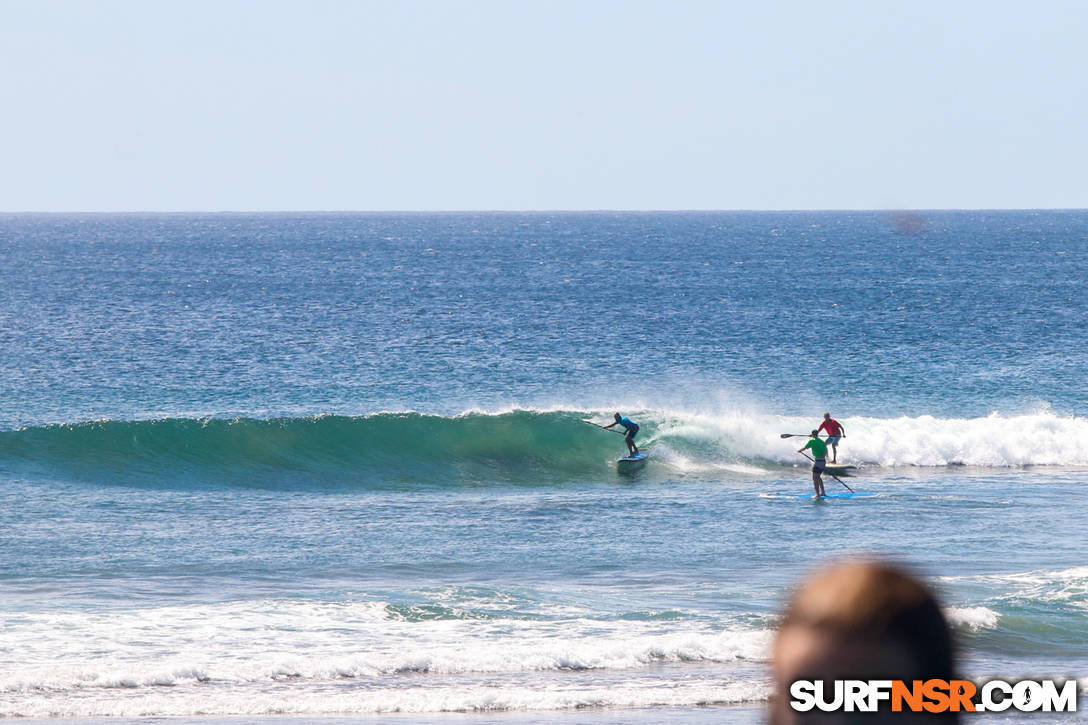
[790,679,1078,713]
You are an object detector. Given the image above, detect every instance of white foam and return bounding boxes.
[940,566,1088,609]
[645,409,1088,468]
[0,598,773,698]
[648,445,773,476]
[944,606,1000,630]
[0,676,772,718]
[0,595,774,717]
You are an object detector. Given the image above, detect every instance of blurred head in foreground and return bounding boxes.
[770,559,957,724]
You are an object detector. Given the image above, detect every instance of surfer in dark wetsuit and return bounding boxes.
[799,430,828,497]
[603,413,639,456]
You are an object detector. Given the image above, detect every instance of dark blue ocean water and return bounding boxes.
[3,211,1086,426]
[1,212,1085,720]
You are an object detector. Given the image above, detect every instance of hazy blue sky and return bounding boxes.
[2,0,1086,211]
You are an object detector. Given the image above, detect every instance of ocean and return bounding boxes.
[0,211,1085,722]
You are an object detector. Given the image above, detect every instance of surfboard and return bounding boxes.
[823,463,857,476]
[617,450,650,466]
[787,492,876,500]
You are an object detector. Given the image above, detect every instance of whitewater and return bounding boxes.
[1,211,1086,723]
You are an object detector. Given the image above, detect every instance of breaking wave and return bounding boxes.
[2,408,1086,487]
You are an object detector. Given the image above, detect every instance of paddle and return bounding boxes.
[582,420,624,435]
[780,433,818,438]
[799,451,855,493]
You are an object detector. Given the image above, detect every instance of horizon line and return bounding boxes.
[2,207,1086,215]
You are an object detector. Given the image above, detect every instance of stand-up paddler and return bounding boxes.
[817,413,846,463]
[799,430,828,497]
[602,413,639,456]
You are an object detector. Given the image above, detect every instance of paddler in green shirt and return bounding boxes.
[799,430,828,497]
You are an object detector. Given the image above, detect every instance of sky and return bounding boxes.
[1,0,1086,211]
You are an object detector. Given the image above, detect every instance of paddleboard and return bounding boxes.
[823,464,857,476]
[787,492,876,500]
[617,450,650,465]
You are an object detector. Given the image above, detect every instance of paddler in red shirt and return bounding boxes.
[817,413,846,463]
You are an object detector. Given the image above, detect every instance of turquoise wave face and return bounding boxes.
[0,412,635,487]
